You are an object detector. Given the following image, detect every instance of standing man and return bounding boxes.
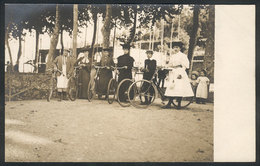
[163,40,194,109]
[53,49,74,101]
[117,43,135,101]
[97,47,115,99]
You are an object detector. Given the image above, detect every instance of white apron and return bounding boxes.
[57,57,68,91]
[164,51,194,97]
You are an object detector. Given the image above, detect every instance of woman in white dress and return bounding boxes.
[163,41,194,109]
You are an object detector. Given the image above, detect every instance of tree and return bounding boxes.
[5,22,14,70]
[203,5,215,82]
[101,4,112,48]
[5,5,27,71]
[187,5,200,62]
[24,4,56,72]
[72,4,78,59]
[46,4,60,70]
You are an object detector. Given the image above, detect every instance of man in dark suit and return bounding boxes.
[117,43,135,102]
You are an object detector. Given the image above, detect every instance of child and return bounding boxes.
[141,50,156,104]
[196,70,210,104]
[190,71,198,102]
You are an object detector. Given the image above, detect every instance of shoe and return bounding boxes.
[162,105,171,109]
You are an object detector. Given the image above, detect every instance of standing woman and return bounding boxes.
[163,40,194,109]
[97,47,115,99]
[53,49,74,101]
[75,49,91,99]
[117,43,135,102]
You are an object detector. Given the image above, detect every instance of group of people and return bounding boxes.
[52,40,210,109]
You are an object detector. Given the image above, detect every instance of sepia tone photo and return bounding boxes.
[4,4,214,162]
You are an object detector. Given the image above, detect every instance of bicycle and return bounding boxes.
[46,68,63,102]
[67,65,81,101]
[87,65,108,102]
[128,68,193,109]
[116,67,139,107]
[106,66,128,104]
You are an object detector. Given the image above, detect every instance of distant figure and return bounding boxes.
[196,70,210,104]
[13,63,18,72]
[190,71,199,102]
[6,61,12,73]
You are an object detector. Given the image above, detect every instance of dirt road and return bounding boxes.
[5,99,213,162]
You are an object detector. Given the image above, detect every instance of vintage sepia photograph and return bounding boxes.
[4,4,215,162]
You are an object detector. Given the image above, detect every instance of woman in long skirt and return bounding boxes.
[76,50,91,99]
[96,48,115,99]
[163,41,194,109]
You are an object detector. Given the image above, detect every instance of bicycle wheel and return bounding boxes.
[171,96,193,109]
[116,79,133,107]
[87,79,96,102]
[107,78,117,104]
[128,80,156,108]
[68,77,78,101]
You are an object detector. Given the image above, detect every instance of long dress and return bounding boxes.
[164,51,194,97]
[117,53,135,101]
[77,54,91,99]
[97,54,115,96]
[196,76,209,99]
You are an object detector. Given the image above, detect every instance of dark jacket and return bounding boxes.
[143,59,156,80]
[53,55,74,77]
[117,54,135,82]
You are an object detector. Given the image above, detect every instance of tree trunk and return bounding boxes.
[90,13,98,62]
[46,4,60,70]
[101,4,112,49]
[16,32,22,72]
[60,28,64,55]
[128,7,137,44]
[203,5,215,82]
[112,20,117,57]
[5,24,14,70]
[34,30,39,73]
[72,4,78,59]
[187,6,200,64]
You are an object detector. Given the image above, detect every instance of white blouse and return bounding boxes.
[167,51,189,69]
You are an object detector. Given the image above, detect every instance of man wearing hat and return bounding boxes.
[141,50,157,104]
[53,49,74,101]
[96,47,115,99]
[117,43,135,101]
[163,40,194,109]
